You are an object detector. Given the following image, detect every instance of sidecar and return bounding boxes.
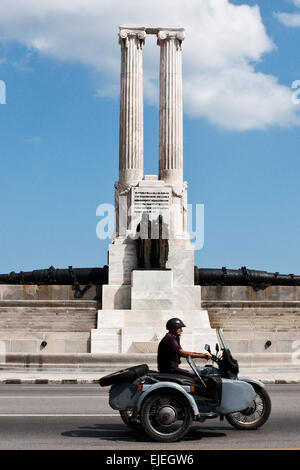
[99,364,256,442]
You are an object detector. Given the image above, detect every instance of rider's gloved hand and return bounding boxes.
[204,353,213,360]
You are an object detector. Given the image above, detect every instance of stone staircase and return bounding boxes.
[205,301,300,332]
[201,285,300,354]
[0,299,98,353]
[202,295,300,354]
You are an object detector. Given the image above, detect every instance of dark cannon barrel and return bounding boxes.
[1,264,299,289]
[0,265,108,286]
[195,266,300,288]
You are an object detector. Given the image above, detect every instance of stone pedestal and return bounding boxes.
[91,270,218,354]
[131,270,201,310]
[91,308,217,354]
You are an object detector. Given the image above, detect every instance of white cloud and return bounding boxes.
[0,0,298,131]
[184,66,299,130]
[275,12,300,27]
[275,0,300,27]
[23,136,42,144]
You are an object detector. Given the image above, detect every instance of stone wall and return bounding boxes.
[201,285,300,302]
[0,284,102,301]
[0,285,99,353]
[202,285,300,353]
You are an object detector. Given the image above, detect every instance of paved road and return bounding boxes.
[0,384,299,450]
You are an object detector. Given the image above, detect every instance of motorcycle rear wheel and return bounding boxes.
[225,386,271,430]
[141,390,193,442]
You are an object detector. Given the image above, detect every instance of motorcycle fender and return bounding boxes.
[216,379,256,415]
[136,381,199,417]
[238,377,265,389]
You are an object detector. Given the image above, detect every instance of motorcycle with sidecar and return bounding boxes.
[99,328,271,442]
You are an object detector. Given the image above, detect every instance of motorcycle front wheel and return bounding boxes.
[225,385,271,430]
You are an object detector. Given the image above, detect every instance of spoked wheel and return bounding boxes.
[141,390,193,442]
[119,410,142,431]
[225,386,271,430]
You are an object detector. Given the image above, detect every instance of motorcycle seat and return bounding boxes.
[147,371,198,386]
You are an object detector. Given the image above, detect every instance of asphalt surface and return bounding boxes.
[0,383,299,450]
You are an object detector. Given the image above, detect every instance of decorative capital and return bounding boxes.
[157,29,185,50]
[115,181,135,195]
[119,27,146,49]
[171,182,187,198]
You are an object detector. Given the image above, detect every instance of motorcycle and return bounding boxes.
[99,328,271,442]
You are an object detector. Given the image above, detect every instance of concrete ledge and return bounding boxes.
[0,353,299,384]
[1,353,157,369]
[1,352,297,369]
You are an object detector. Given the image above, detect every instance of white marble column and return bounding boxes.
[157,29,185,185]
[119,27,146,186]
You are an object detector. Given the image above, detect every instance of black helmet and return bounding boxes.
[166,318,186,331]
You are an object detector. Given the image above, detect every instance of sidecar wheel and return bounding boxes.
[225,386,271,430]
[119,410,142,431]
[141,390,193,442]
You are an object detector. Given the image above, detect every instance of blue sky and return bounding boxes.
[0,0,300,275]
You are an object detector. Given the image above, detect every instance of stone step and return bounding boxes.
[0,328,95,332]
[0,299,98,306]
[0,308,97,312]
[0,323,96,331]
[209,317,300,324]
[0,321,95,324]
[0,314,97,319]
[210,323,300,330]
[221,318,300,324]
[0,318,96,324]
[208,310,300,315]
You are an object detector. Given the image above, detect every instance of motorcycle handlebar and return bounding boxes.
[211,354,221,364]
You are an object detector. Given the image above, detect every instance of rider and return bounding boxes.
[157,318,212,378]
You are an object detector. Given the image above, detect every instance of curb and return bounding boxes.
[0,379,100,384]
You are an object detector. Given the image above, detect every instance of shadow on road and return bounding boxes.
[61,423,227,443]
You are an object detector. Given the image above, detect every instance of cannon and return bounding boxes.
[1,264,299,292]
[194,266,300,289]
[0,265,108,297]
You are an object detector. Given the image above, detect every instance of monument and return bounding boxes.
[91,26,217,354]
[0,27,300,361]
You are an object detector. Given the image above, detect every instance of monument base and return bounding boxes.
[91,264,217,360]
[91,269,218,355]
[91,309,217,354]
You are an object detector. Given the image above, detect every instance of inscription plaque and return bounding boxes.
[133,189,170,215]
